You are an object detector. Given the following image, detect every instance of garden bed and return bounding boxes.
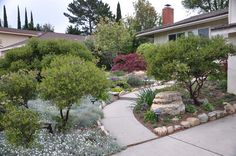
[133,81,236,136]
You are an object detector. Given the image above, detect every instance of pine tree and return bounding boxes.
[17,6,21,29]
[24,8,29,29]
[116,2,122,22]
[3,5,8,28]
[29,11,34,30]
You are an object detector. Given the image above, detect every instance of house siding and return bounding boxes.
[154,18,228,44]
[0,33,29,48]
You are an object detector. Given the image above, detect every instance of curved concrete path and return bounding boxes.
[102,86,236,156]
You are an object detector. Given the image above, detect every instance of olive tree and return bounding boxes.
[0,70,37,108]
[39,55,109,128]
[144,36,236,105]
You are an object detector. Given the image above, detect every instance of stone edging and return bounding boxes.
[154,102,236,137]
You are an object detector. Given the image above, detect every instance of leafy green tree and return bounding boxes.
[95,20,133,54]
[66,25,82,35]
[3,5,8,28]
[17,6,21,29]
[2,106,39,147]
[35,23,54,32]
[0,70,37,108]
[64,0,114,35]
[143,36,236,105]
[39,55,109,128]
[28,11,34,30]
[0,39,93,74]
[133,0,161,31]
[182,0,229,12]
[116,2,122,22]
[23,8,28,30]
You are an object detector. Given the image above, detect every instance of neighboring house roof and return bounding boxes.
[137,8,228,37]
[0,29,86,53]
[0,27,42,36]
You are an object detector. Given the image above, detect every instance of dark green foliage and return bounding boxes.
[28,11,34,30]
[17,6,21,29]
[66,25,82,35]
[185,104,197,113]
[3,5,8,28]
[144,36,236,105]
[0,19,2,27]
[35,23,54,32]
[202,103,214,111]
[0,70,37,108]
[39,55,109,128]
[116,2,122,22]
[112,70,126,77]
[144,110,156,123]
[0,39,93,73]
[64,0,114,35]
[137,88,156,107]
[127,75,144,87]
[111,80,130,90]
[2,106,39,147]
[182,0,228,12]
[23,8,28,29]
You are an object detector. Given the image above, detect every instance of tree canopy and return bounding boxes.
[64,0,114,35]
[182,0,229,12]
[116,2,122,22]
[133,0,160,31]
[140,36,236,105]
[3,5,8,28]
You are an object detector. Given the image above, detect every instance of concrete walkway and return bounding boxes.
[102,87,236,156]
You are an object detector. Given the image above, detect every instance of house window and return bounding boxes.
[169,34,176,41]
[198,28,209,38]
[169,32,185,41]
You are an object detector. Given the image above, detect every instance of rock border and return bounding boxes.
[153,102,236,137]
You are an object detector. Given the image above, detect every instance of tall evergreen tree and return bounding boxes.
[64,0,114,35]
[116,2,122,22]
[3,5,8,28]
[29,11,34,30]
[0,19,2,27]
[17,6,21,29]
[24,8,29,29]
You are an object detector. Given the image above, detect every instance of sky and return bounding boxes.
[0,0,198,33]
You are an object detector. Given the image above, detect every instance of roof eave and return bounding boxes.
[137,14,228,37]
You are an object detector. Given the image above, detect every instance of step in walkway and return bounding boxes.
[102,86,236,156]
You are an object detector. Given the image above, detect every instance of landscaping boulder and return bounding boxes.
[180,121,191,128]
[208,112,217,121]
[198,113,208,123]
[223,102,235,114]
[186,117,200,126]
[174,125,182,131]
[151,91,185,115]
[167,126,174,134]
[213,110,225,118]
[233,104,236,110]
[154,126,167,136]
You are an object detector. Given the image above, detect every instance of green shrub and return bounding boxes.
[137,88,156,107]
[2,106,39,147]
[112,70,125,77]
[39,55,109,129]
[111,87,123,93]
[112,80,130,90]
[185,104,197,113]
[127,75,144,87]
[144,110,156,123]
[0,70,37,108]
[202,103,215,111]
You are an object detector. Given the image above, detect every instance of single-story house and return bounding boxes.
[137,0,236,95]
[0,27,85,56]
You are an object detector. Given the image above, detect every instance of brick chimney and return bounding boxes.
[162,4,174,26]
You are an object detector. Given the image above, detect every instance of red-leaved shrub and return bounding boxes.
[111,53,146,73]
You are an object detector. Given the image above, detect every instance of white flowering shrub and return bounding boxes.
[0,129,122,155]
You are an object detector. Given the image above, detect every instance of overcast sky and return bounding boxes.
[0,0,198,33]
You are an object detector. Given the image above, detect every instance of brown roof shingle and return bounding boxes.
[0,27,42,36]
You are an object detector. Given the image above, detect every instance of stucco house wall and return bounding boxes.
[228,33,236,94]
[154,18,228,44]
[0,33,30,48]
